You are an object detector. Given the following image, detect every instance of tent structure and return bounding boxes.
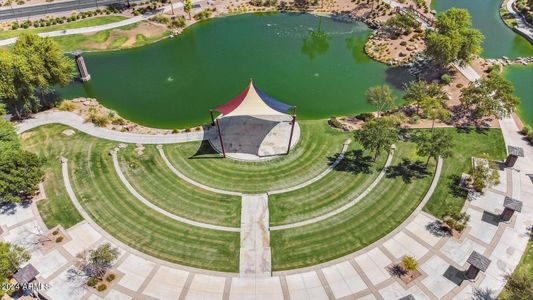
[209,81,298,159]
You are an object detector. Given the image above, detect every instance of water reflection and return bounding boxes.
[345,35,370,63]
[301,17,330,59]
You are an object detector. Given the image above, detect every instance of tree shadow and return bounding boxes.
[385,66,415,90]
[448,174,469,199]
[386,158,430,183]
[328,149,374,174]
[425,220,451,238]
[472,287,497,300]
[387,264,408,277]
[455,126,491,135]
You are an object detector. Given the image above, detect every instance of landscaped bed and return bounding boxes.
[270,142,436,271]
[163,120,351,193]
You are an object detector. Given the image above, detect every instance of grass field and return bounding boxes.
[269,144,388,226]
[270,142,435,271]
[118,145,241,227]
[0,16,127,40]
[164,120,351,193]
[423,128,506,218]
[21,125,239,272]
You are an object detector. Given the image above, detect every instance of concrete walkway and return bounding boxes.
[271,147,396,230]
[240,194,271,278]
[111,149,240,232]
[16,111,211,144]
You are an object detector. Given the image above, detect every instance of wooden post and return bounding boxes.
[209,110,215,126]
[286,107,297,155]
[215,119,226,158]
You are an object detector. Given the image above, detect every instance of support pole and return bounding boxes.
[215,119,226,158]
[286,107,297,155]
[209,110,215,126]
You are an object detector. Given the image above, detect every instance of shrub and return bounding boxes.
[106,273,116,282]
[355,112,375,122]
[171,128,179,134]
[111,117,126,126]
[519,125,530,135]
[501,271,533,299]
[443,211,469,232]
[402,256,417,271]
[528,131,533,143]
[52,230,59,235]
[400,41,407,46]
[440,74,451,85]
[55,236,63,243]
[193,9,212,21]
[87,277,98,287]
[328,117,343,129]
[97,284,107,292]
[58,101,75,111]
[456,83,463,89]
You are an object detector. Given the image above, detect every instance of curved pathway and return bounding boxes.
[505,0,533,42]
[111,149,240,232]
[271,147,396,230]
[157,146,243,196]
[269,139,351,195]
[16,111,211,144]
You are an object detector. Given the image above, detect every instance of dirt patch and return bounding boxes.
[81,21,167,50]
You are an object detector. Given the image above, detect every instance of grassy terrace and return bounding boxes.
[0,16,127,40]
[21,125,239,272]
[118,145,241,227]
[271,142,435,271]
[423,128,506,218]
[269,144,388,226]
[164,120,350,193]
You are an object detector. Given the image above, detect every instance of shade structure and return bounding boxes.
[214,81,293,118]
[209,81,299,161]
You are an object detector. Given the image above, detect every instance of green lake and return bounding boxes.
[60,13,413,128]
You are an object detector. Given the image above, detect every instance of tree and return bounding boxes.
[0,33,75,118]
[460,71,520,121]
[403,80,448,122]
[415,130,453,166]
[501,271,533,300]
[0,49,37,119]
[425,8,484,66]
[78,243,119,279]
[443,210,469,232]
[385,12,419,36]
[354,117,399,161]
[0,242,31,296]
[366,85,396,117]
[420,93,450,131]
[184,0,192,20]
[12,33,75,104]
[0,117,43,204]
[470,161,500,193]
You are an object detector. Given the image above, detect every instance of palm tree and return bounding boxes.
[184,0,192,20]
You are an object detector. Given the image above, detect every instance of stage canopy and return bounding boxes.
[214,81,293,118]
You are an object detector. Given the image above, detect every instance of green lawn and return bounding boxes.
[269,143,388,226]
[0,16,127,40]
[21,127,83,229]
[118,145,241,227]
[271,142,436,271]
[163,120,351,193]
[423,128,506,218]
[21,125,239,272]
